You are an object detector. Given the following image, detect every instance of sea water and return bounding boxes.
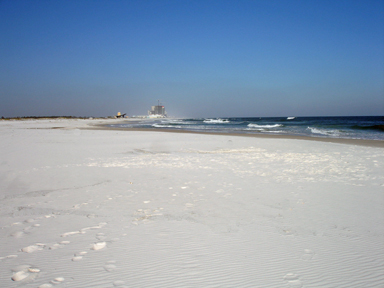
[110,116,384,140]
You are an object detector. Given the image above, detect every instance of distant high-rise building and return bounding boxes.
[148,101,167,117]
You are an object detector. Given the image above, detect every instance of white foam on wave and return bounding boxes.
[247,124,283,129]
[203,118,230,124]
[245,128,285,134]
[160,119,194,125]
[307,127,341,137]
[260,130,285,133]
[152,123,182,128]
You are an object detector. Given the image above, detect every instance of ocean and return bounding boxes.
[110,116,384,141]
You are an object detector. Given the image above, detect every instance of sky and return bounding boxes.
[0,0,383,118]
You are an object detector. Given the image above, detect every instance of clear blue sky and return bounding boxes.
[1,0,383,118]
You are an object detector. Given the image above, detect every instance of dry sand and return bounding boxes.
[0,119,383,287]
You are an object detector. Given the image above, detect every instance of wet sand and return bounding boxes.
[88,120,384,148]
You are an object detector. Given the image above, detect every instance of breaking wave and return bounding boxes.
[307,127,341,137]
[247,124,283,129]
[152,123,182,128]
[108,116,384,140]
[204,118,230,124]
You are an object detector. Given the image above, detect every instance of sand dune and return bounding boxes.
[0,119,383,287]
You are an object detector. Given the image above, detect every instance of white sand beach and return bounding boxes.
[0,119,383,288]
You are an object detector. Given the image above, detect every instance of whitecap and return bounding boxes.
[152,124,182,128]
[203,118,230,124]
[247,123,283,129]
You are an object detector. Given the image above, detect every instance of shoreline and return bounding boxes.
[2,117,383,148]
[86,122,384,148]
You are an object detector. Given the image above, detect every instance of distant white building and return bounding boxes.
[148,101,167,118]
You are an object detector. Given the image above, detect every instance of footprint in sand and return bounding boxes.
[301,249,315,260]
[61,231,83,237]
[11,264,40,282]
[104,260,117,272]
[24,218,35,224]
[1,254,18,260]
[73,203,87,209]
[72,251,87,261]
[61,222,107,238]
[96,232,106,240]
[48,240,70,250]
[22,220,41,232]
[21,245,41,253]
[91,241,107,250]
[12,270,31,282]
[49,243,62,250]
[11,231,25,238]
[283,273,303,288]
[72,255,83,261]
[11,221,23,226]
[282,229,295,236]
[113,280,128,287]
